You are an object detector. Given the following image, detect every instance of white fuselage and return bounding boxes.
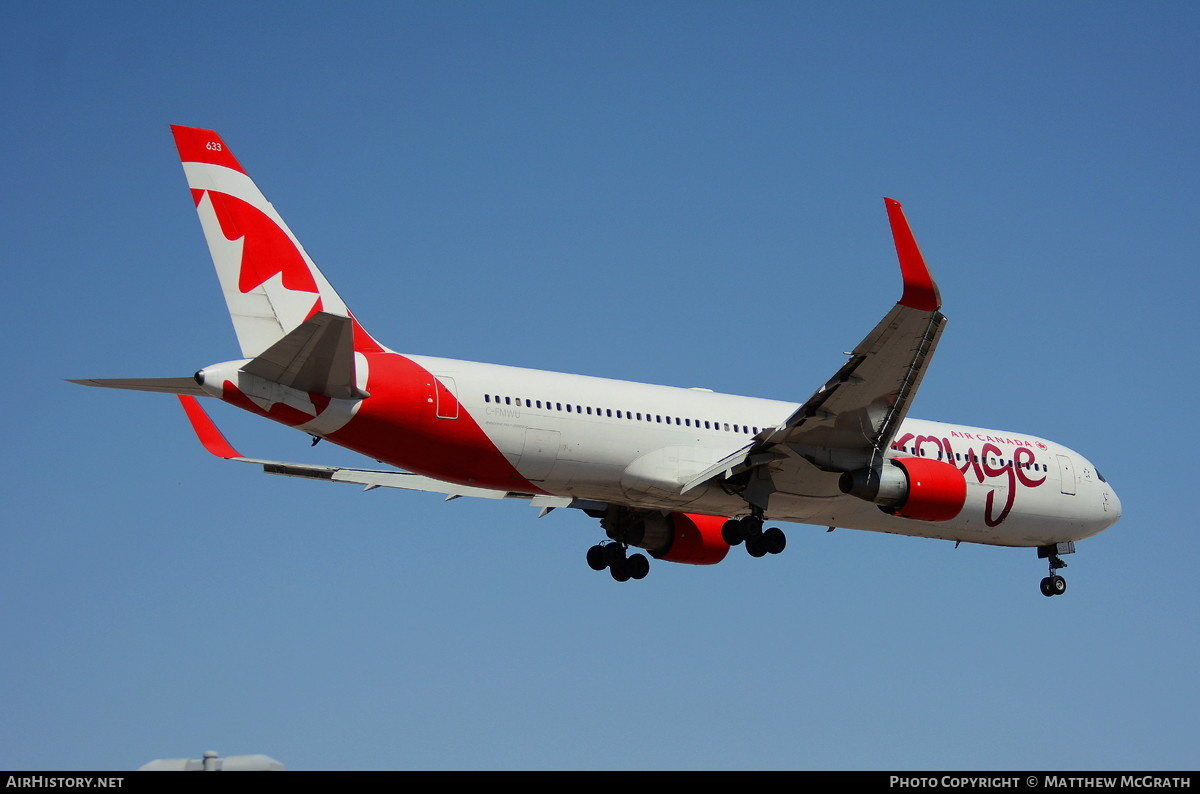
[403,354,1122,548]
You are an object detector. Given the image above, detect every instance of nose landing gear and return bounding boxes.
[1037,542,1075,597]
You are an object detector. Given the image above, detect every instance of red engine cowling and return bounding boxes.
[889,457,967,521]
[600,508,731,565]
[659,513,732,565]
[839,457,967,522]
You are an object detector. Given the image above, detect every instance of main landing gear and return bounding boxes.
[586,542,650,582]
[1037,542,1075,597]
[721,515,786,558]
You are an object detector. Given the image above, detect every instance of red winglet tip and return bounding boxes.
[178,395,243,459]
[884,197,941,311]
[170,125,246,174]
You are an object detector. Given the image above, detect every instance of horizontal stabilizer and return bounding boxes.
[241,312,368,399]
[68,377,206,395]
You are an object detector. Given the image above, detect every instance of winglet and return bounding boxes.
[884,198,941,311]
[178,395,243,459]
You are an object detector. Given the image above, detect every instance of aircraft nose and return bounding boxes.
[1104,484,1122,526]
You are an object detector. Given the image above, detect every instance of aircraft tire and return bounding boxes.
[763,527,786,555]
[738,516,763,538]
[586,545,607,571]
[628,553,650,580]
[722,520,743,546]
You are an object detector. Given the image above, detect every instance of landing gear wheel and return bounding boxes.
[1037,545,1072,597]
[586,544,607,571]
[745,536,767,558]
[763,527,786,555]
[628,553,650,580]
[738,515,763,539]
[610,561,632,582]
[721,519,744,546]
[603,543,627,569]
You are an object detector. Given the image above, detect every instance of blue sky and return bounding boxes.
[3,1,1197,771]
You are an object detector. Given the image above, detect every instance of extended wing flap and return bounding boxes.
[258,461,514,499]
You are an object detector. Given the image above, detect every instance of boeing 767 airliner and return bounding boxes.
[72,126,1121,596]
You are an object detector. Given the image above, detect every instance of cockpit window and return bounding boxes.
[1096,469,1108,483]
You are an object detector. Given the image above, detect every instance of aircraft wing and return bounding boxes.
[176,395,589,512]
[683,198,946,495]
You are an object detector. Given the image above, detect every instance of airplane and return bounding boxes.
[71,125,1122,596]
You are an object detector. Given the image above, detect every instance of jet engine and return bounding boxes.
[599,507,730,565]
[839,457,967,522]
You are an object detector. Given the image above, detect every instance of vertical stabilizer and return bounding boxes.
[170,126,382,358]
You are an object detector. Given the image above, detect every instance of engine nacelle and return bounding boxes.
[660,513,731,565]
[601,508,730,566]
[839,457,966,522]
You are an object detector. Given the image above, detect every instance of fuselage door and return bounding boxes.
[1057,454,1076,495]
[434,375,459,420]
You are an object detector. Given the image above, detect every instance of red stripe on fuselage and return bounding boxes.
[330,353,546,493]
[219,352,543,494]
